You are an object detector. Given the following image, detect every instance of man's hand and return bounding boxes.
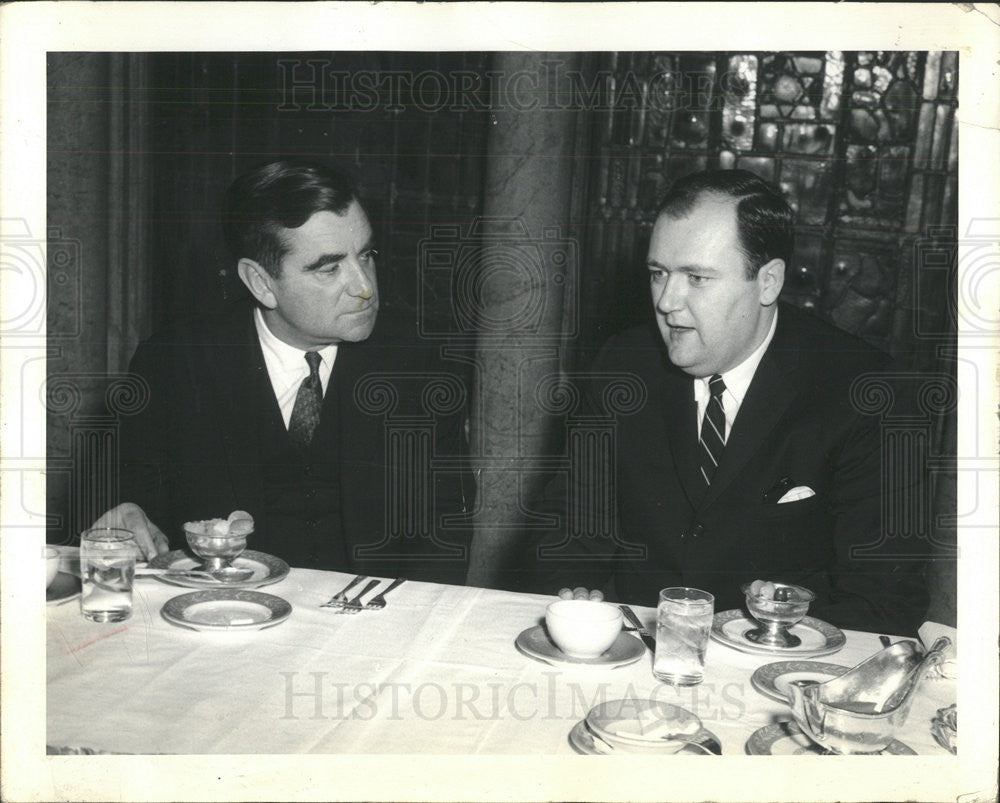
[87,503,169,560]
[558,587,604,601]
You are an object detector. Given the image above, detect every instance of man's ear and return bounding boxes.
[756,258,785,306]
[237,258,277,309]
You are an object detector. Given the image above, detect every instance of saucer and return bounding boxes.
[46,572,81,605]
[750,660,850,703]
[711,609,846,658]
[147,550,289,590]
[515,626,644,669]
[745,721,916,755]
[569,720,721,755]
[161,589,292,632]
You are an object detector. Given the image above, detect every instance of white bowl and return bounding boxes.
[45,546,61,588]
[545,600,622,659]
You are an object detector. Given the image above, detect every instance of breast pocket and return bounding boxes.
[755,494,822,520]
[750,494,833,571]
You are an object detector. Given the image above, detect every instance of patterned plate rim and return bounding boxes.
[750,660,851,702]
[161,588,292,631]
[711,609,846,658]
[745,721,916,755]
[148,549,290,589]
[515,626,645,669]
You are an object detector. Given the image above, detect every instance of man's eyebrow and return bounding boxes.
[646,260,719,275]
[302,253,347,272]
[301,239,377,273]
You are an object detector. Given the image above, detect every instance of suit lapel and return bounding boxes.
[329,337,382,556]
[210,305,269,513]
[659,358,705,510]
[699,309,802,510]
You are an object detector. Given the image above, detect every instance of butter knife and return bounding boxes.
[619,605,656,653]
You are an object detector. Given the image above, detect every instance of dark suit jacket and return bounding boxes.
[526,303,929,636]
[118,302,471,584]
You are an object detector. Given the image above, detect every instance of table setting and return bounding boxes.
[46,519,958,757]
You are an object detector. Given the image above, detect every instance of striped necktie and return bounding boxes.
[288,351,323,450]
[699,374,726,486]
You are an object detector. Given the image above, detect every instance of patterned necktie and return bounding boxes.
[699,374,727,486]
[288,351,323,450]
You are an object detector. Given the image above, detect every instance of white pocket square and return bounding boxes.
[777,486,815,504]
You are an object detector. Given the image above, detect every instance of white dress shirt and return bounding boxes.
[693,309,778,440]
[254,307,338,429]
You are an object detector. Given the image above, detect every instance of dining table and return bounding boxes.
[47,563,957,758]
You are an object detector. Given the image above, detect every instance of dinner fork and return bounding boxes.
[363,578,405,610]
[321,574,366,608]
[337,579,381,614]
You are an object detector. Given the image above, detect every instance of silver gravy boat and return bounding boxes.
[786,637,951,754]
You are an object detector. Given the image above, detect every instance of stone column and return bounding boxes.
[466,53,581,588]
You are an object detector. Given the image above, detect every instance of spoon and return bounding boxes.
[136,566,254,582]
[210,566,255,582]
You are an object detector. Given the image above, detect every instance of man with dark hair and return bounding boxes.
[91,159,469,583]
[525,168,929,636]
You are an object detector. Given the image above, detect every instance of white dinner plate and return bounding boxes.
[161,589,292,632]
[569,720,721,755]
[147,549,289,590]
[711,609,846,658]
[750,660,850,703]
[745,721,916,755]
[515,625,645,669]
[46,571,81,605]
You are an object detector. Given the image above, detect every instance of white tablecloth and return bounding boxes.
[47,568,955,755]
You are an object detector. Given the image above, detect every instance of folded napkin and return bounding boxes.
[918,621,957,679]
[931,704,957,754]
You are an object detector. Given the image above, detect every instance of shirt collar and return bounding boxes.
[254,307,337,375]
[694,307,779,406]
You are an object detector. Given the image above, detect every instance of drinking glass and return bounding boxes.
[80,528,137,622]
[653,587,715,686]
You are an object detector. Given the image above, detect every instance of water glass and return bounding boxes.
[80,528,137,623]
[653,587,715,686]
